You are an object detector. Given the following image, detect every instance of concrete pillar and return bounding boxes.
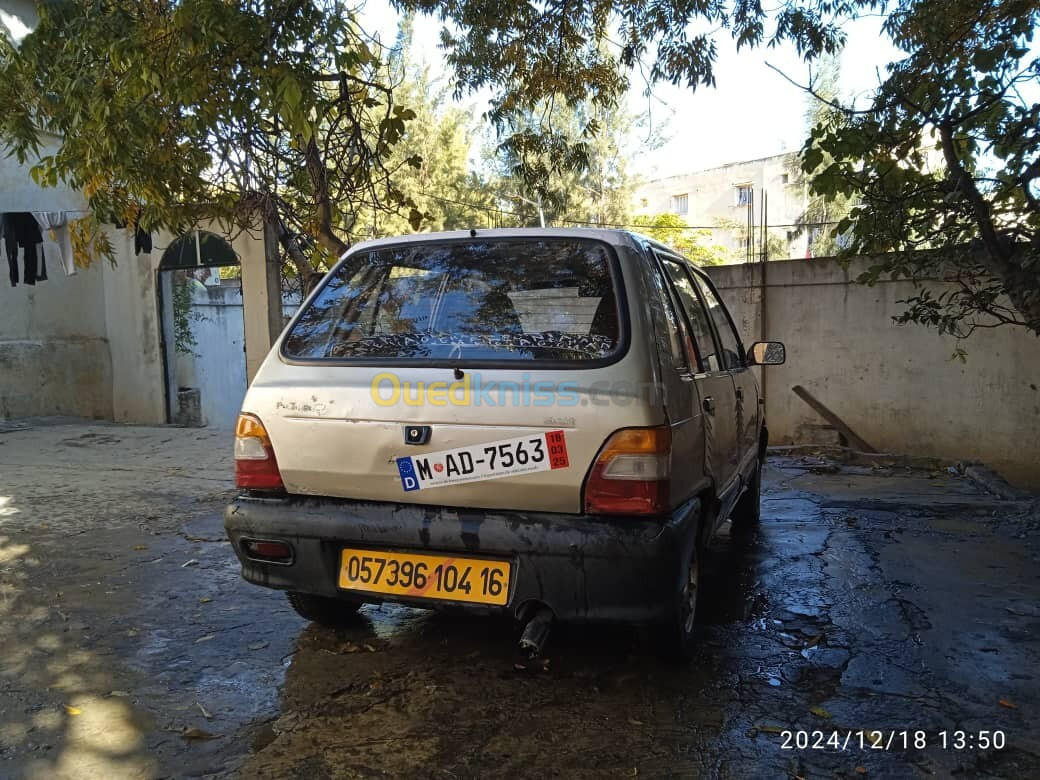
[102,227,166,424]
[233,224,279,383]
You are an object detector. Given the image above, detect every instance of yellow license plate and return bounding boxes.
[338,548,511,606]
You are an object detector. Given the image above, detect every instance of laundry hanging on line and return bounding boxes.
[33,211,78,276]
[1,212,47,287]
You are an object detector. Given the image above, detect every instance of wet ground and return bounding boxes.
[1,420,1039,779]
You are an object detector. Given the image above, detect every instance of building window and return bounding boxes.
[640,198,649,208]
[671,193,688,215]
[781,173,790,184]
[735,185,753,207]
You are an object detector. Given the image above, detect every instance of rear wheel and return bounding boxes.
[287,592,362,626]
[730,455,762,531]
[663,544,701,660]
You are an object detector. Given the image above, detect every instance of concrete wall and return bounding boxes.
[632,153,808,260]
[0,263,112,419]
[706,256,1040,488]
[0,85,112,419]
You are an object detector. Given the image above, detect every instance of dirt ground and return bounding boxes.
[1,420,1038,779]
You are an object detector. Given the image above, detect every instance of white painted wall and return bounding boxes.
[0,92,110,419]
[102,229,166,424]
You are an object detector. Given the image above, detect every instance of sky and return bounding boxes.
[364,5,905,180]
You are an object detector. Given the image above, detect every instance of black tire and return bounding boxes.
[662,544,701,661]
[730,454,762,530]
[286,592,362,626]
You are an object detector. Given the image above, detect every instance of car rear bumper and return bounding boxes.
[224,494,702,623]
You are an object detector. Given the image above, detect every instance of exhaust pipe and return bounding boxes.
[518,604,554,658]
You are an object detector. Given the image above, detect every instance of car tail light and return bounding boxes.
[583,426,671,516]
[234,413,285,490]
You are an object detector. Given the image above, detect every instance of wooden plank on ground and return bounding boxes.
[791,385,877,453]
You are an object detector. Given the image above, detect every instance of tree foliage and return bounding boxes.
[0,0,421,285]
[804,0,1040,336]
[490,99,640,227]
[789,51,856,257]
[398,0,850,203]
[632,213,728,265]
[361,18,499,236]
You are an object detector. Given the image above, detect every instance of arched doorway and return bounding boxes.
[157,231,246,427]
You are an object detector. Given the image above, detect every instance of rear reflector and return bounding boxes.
[241,538,293,564]
[234,413,285,490]
[584,427,671,516]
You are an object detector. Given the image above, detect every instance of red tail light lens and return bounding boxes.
[583,427,672,516]
[234,414,285,490]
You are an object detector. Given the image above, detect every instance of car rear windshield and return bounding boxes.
[282,238,623,363]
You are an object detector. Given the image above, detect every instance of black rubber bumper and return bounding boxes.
[224,494,701,623]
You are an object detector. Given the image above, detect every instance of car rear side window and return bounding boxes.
[659,255,721,373]
[282,239,623,363]
[688,272,745,370]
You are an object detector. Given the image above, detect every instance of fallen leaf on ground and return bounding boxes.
[363,643,377,653]
[180,726,219,740]
[249,640,269,651]
[195,634,216,644]
[133,545,148,550]
[803,634,823,649]
[196,701,212,719]
[627,717,644,726]
[810,705,831,719]
[999,698,1018,709]
[855,768,867,775]
[64,705,81,716]
[108,691,130,698]
[199,597,212,604]
[182,559,199,568]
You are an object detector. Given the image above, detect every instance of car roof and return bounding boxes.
[343,227,644,256]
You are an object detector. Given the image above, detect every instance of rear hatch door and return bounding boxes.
[246,235,659,514]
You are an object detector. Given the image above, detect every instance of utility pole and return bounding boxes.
[514,194,546,228]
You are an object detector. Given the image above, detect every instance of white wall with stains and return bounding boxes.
[707,257,1040,488]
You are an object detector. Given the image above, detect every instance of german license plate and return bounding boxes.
[338,548,511,606]
[396,430,570,492]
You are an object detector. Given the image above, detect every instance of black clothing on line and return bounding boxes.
[3,212,47,287]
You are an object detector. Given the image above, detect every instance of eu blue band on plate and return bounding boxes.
[396,457,420,491]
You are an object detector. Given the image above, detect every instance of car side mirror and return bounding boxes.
[748,341,785,365]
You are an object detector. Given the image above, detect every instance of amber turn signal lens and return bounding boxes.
[234,414,285,491]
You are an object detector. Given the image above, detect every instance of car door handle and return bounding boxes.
[702,396,715,415]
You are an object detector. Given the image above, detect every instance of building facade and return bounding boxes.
[632,152,810,262]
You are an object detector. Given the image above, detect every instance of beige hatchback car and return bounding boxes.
[225,228,784,657]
